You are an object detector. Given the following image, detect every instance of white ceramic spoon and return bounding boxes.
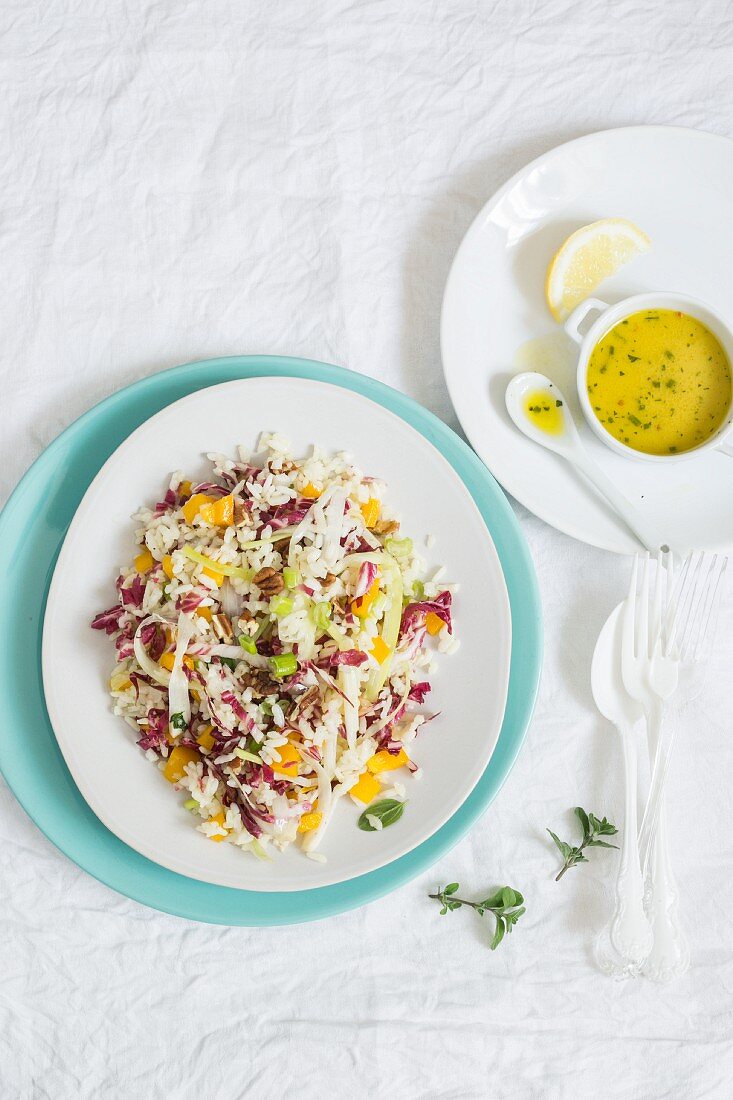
[505,372,672,554]
[591,602,654,974]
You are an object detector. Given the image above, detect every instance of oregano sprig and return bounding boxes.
[428,884,525,949]
[548,807,618,881]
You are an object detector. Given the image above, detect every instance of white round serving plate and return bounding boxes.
[43,377,511,892]
[441,125,733,555]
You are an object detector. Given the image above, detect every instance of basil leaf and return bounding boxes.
[357,799,406,831]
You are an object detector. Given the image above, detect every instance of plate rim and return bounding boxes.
[0,354,542,925]
[41,373,512,891]
[440,123,733,554]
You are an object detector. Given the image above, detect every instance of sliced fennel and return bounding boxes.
[365,554,402,702]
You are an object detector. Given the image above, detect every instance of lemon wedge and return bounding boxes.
[545,218,651,322]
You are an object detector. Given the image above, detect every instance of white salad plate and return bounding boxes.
[441,125,733,555]
[42,377,511,892]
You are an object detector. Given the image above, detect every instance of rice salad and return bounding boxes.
[91,434,457,863]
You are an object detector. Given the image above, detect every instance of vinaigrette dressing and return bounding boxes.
[523,390,565,435]
[586,309,731,455]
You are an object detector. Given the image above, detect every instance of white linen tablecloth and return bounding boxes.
[2,2,732,1097]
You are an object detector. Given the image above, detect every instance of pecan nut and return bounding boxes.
[373,518,400,535]
[253,567,284,596]
[233,500,252,526]
[212,612,234,643]
[323,572,337,587]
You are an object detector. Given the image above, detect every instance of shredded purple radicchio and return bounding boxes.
[220,690,255,731]
[354,561,378,599]
[321,649,368,668]
[179,590,205,614]
[191,481,228,497]
[408,681,431,704]
[153,488,178,515]
[116,574,146,609]
[91,605,125,634]
[137,708,168,751]
[260,505,310,530]
[400,590,452,640]
[140,620,167,661]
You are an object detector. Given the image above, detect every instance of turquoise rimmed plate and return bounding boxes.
[0,356,541,925]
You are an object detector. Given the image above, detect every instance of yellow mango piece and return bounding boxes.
[198,494,235,527]
[349,771,381,803]
[163,746,200,783]
[159,652,193,672]
[196,605,213,622]
[182,493,217,525]
[196,725,216,752]
[360,498,381,528]
[298,811,323,834]
[134,548,154,574]
[178,479,192,500]
[162,555,175,580]
[109,671,132,692]
[370,635,391,664]
[352,575,380,619]
[201,566,223,587]
[272,743,300,777]
[208,810,228,841]
[426,612,445,636]
[301,482,322,499]
[367,748,409,774]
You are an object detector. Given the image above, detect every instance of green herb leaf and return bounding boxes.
[170,712,186,730]
[357,799,406,831]
[428,882,525,951]
[549,807,619,881]
[219,656,237,671]
[574,806,590,841]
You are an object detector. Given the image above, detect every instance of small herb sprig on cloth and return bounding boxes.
[428,884,525,949]
[548,807,618,881]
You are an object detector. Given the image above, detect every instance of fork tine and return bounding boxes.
[665,552,693,657]
[651,550,665,651]
[660,549,675,655]
[683,554,728,661]
[638,551,650,659]
[684,553,715,660]
[674,552,706,659]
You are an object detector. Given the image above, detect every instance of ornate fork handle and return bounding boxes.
[608,720,653,962]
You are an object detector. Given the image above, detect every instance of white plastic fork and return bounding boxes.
[621,551,688,980]
[622,551,727,980]
[639,552,728,863]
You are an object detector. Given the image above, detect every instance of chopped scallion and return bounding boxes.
[269,653,298,679]
[283,566,299,589]
[270,595,294,617]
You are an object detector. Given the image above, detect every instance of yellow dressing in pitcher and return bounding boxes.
[523,390,565,435]
[586,309,731,455]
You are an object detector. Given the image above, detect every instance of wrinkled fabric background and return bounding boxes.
[2,2,733,1097]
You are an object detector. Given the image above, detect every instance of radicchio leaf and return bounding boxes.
[408,681,431,704]
[400,590,452,640]
[91,605,125,634]
[323,649,368,668]
[354,561,378,599]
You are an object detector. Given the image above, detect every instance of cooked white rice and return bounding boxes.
[92,435,456,862]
